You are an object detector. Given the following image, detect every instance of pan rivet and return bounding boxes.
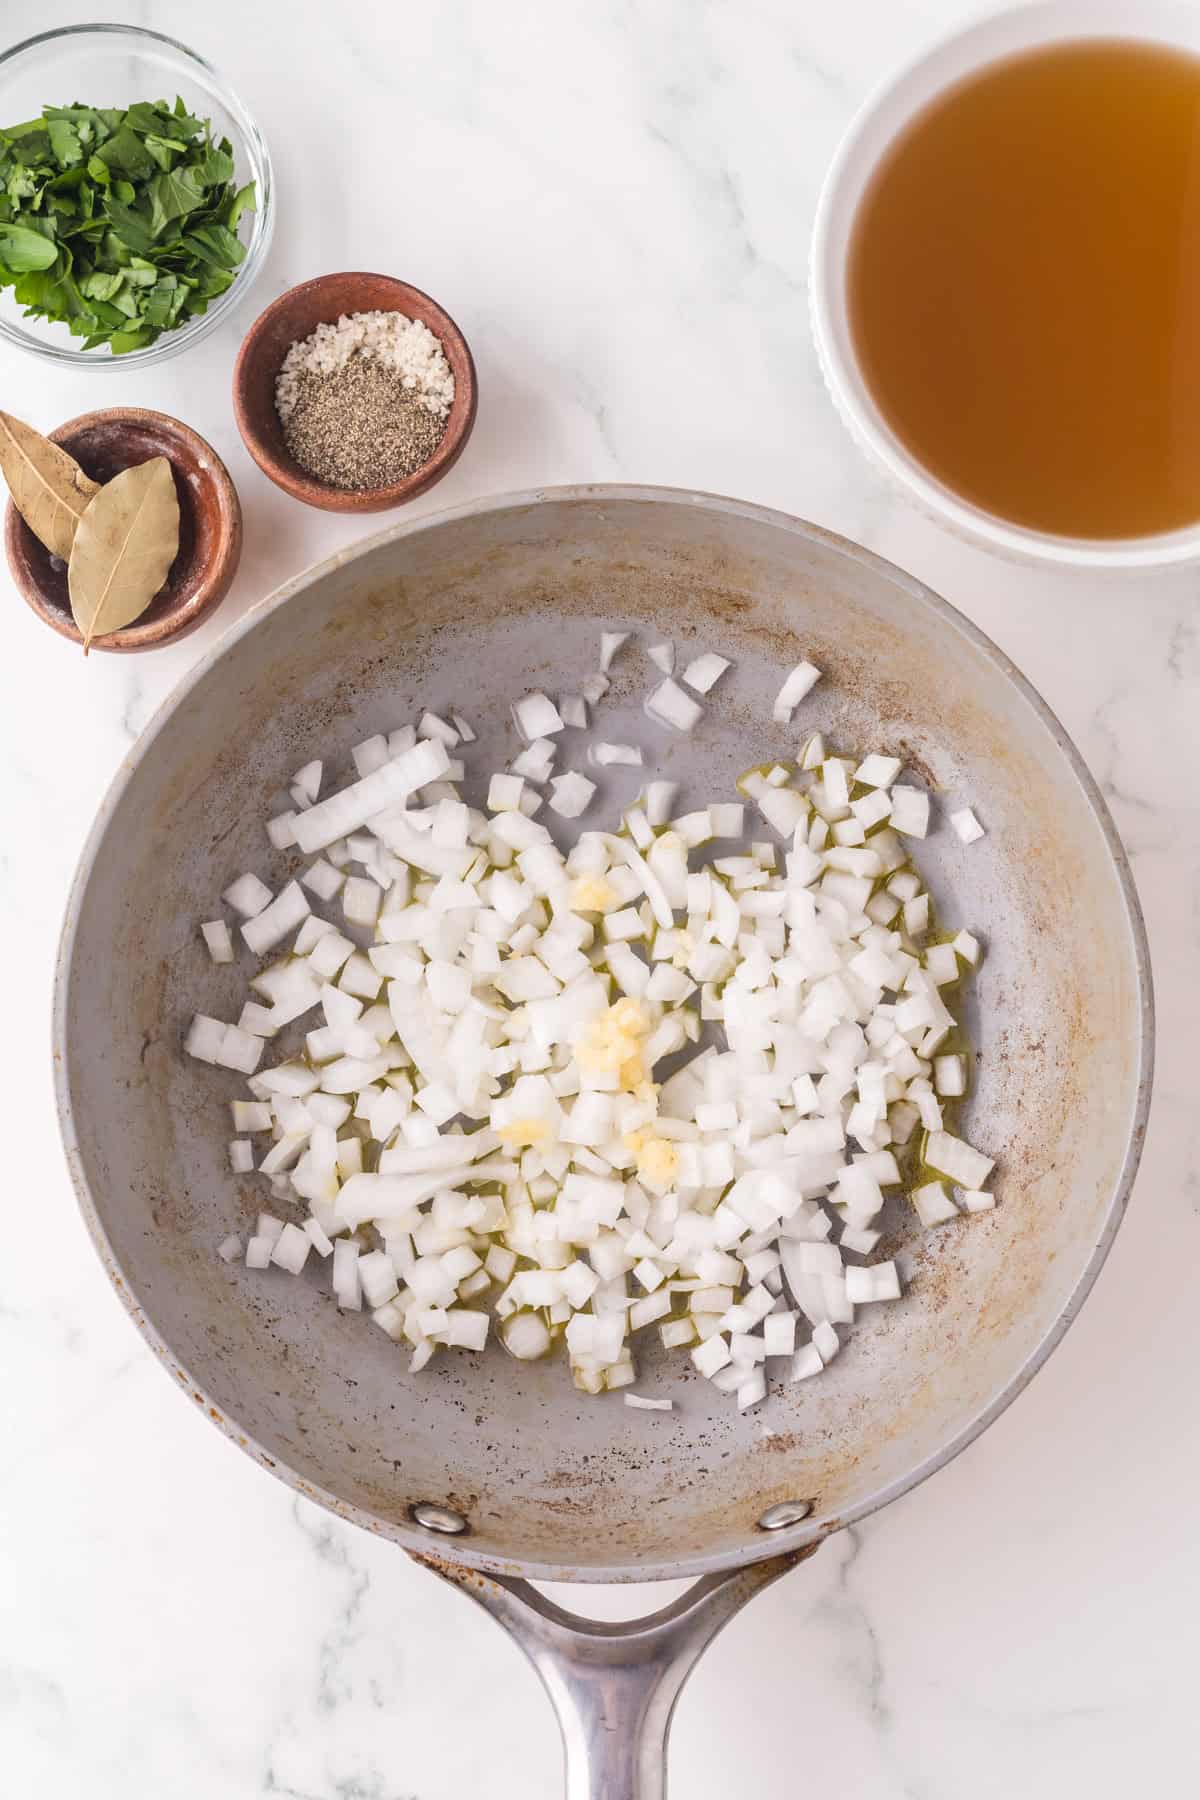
[757,1500,813,1531]
[411,1501,469,1536]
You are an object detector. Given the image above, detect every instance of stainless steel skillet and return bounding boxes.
[53,486,1152,1797]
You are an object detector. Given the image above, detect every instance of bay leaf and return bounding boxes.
[0,409,100,560]
[67,455,180,653]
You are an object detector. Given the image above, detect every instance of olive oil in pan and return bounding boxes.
[847,39,1200,539]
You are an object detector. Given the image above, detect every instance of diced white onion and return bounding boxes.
[925,1130,994,1190]
[293,760,322,803]
[600,631,629,671]
[772,661,821,722]
[950,806,985,844]
[503,1312,552,1360]
[645,678,702,733]
[889,787,930,838]
[854,753,901,788]
[589,741,643,768]
[201,920,234,964]
[511,738,557,781]
[549,771,596,819]
[513,692,565,740]
[912,1180,959,1226]
[267,811,299,849]
[682,653,731,695]
[245,1235,274,1270]
[223,873,272,918]
[193,658,993,1411]
[242,881,310,956]
[419,711,459,747]
[293,740,451,855]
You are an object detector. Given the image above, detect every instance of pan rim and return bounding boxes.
[51,482,1155,1582]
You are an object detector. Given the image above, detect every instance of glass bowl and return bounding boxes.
[0,23,274,369]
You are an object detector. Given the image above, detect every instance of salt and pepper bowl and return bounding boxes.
[5,407,243,653]
[232,271,478,513]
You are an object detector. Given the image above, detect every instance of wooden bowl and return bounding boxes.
[6,408,242,654]
[231,272,477,512]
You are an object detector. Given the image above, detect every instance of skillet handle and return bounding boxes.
[411,1545,819,1799]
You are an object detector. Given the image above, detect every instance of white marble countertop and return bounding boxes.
[2,2,1196,1794]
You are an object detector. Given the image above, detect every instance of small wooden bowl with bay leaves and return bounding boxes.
[4,408,242,653]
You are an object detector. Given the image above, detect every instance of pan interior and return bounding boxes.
[57,491,1148,1578]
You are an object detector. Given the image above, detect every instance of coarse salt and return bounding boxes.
[276,310,455,422]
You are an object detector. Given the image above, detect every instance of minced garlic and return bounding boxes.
[577,998,649,1084]
[671,928,695,969]
[498,1117,551,1150]
[625,1132,679,1188]
[570,875,618,913]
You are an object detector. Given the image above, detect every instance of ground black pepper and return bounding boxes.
[280,357,447,490]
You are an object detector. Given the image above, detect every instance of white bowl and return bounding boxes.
[810,0,1200,568]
